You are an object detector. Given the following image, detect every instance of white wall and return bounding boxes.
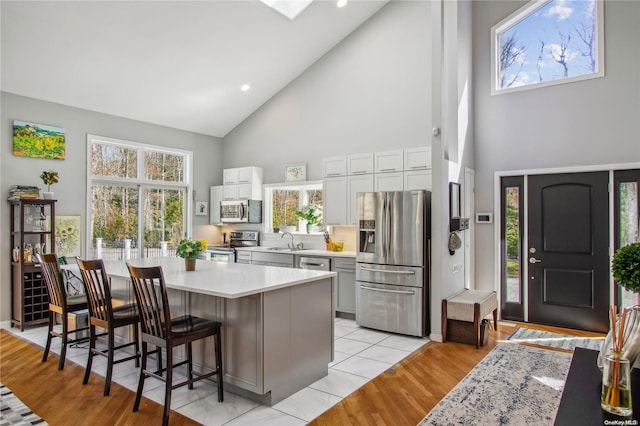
[0,92,223,322]
[472,1,640,292]
[222,1,431,183]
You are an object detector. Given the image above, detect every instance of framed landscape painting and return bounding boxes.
[13,120,66,159]
[55,215,81,257]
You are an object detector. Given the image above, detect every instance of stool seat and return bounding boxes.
[442,290,498,348]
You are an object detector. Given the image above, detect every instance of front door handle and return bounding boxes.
[529,257,542,264]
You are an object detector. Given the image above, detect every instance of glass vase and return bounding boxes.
[601,352,633,416]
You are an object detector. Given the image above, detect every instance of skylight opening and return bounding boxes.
[260,0,314,20]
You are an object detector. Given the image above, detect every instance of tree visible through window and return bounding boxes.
[88,136,191,259]
[265,182,323,233]
[492,0,604,94]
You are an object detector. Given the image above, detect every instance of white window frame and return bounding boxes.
[86,134,193,256]
[263,180,323,234]
[491,0,605,96]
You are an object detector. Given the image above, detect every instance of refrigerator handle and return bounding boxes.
[385,195,391,260]
[382,196,388,259]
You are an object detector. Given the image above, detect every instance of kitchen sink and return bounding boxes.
[267,247,307,252]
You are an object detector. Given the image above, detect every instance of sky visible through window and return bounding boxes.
[498,0,598,91]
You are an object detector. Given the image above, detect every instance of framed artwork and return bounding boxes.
[55,215,81,257]
[195,201,208,216]
[285,164,306,181]
[13,120,66,159]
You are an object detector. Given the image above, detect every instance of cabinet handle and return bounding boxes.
[238,180,250,183]
[379,168,396,172]
[325,173,342,177]
[351,170,367,174]
[410,165,427,169]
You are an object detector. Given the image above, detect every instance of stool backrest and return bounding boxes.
[36,253,66,308]
[127,264,170,339]
[76,258,113,322]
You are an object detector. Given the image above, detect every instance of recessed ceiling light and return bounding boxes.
[337,0,347,8]
[241,84,251,92]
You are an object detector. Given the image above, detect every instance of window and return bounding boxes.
[491,0,604,94]
[263,181,323,233]
[87,135,192,259]
[500,176,524,321]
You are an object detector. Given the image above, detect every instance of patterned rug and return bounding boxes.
[508,328,603,351]
[418,343,571,426]
[0,383,47,425]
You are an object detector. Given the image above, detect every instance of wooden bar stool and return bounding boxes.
[76,258,141,396]
[127,264,223,426]
[36,253,89,370]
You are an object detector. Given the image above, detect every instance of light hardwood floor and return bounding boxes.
[1,323,603,425]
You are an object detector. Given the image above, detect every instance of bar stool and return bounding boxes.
[126,264,223,426]
[76,258,141,396]
[36,253,89,370]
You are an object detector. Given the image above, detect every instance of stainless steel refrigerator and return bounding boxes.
[355,190,431,337]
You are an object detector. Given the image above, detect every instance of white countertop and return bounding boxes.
[67,257,336,299]
[235,246,356,258]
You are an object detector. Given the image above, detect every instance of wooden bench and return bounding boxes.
[442,290,498,348]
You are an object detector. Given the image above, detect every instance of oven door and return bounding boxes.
[356,282,424,337]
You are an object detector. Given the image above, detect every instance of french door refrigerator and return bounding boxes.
[355,190,431,337]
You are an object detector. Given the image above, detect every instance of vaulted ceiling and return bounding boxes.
[1,0,388,138]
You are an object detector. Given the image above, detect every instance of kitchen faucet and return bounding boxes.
[281,232,295,249]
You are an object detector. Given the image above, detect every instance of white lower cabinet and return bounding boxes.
[333,257,356,315]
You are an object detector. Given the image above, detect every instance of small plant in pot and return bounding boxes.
[176,238,206,270]
[295,205,322,233]
[40,170,58,199]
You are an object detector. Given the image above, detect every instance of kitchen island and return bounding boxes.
[96,257,336,405]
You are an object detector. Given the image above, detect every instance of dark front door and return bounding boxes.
[528,172,610,332]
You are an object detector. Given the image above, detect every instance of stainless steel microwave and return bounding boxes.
[220,200,262,223]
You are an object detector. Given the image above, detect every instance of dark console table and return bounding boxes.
[555,347,640,425]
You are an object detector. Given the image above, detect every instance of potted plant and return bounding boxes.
[40,170,59,199]
[295,205,322,233]
[176,238,206,270]
[612,242,640,294]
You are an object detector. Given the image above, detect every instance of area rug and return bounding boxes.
[508,328,603,351]
[0,383,47,425]
[418,343,571,426]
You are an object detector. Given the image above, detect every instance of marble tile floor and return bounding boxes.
[3,318,429,425]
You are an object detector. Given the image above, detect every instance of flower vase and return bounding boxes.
[601,352,633,416]
[185,258,196,271]
[306,223,313,234]
[42,191,54,200]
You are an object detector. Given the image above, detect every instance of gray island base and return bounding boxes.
[100,257,336,406]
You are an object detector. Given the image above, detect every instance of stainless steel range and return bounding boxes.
[355,190,431,337]
[200,231,259,263]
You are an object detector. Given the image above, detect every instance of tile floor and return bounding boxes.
[3,318,429,425]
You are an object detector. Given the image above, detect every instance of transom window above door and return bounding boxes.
[491,0,604,95]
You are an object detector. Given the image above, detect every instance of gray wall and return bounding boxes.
[472,1,640,291]
[0,92,223,322]
[222,0,431,183]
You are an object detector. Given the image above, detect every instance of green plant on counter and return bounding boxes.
[612,242,640,293]
[295,205,322,225]
[176,238,206,259]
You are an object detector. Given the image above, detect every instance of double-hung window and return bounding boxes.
[87,135,192,259]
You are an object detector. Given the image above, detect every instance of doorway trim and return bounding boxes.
[493,162,640,323]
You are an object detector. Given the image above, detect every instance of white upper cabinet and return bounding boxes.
[322,157,347,177]
[374,172,404,191]
[404,170,432,191]
[347,153,374,175]
[374,150,404,173]
[322,176,348,225]
[223,166,263,200]
[404,147,431,170]
[348,174,374,225]
[210,185,223,225]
